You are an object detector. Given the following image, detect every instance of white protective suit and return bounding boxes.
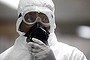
[0,0,87,60]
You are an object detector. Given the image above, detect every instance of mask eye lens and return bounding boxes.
[39,13,49,23]
[24,12,36,23]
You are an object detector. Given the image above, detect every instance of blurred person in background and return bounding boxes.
[0,0,87,60]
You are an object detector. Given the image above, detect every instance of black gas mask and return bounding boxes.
[25,22,50,45]
[21,12,50,45]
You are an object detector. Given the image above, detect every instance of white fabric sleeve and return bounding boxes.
[0,46,14,60]
[69,48,87,60]
[0,46,31,60]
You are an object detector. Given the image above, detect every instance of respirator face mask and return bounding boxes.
[23,12,50,45]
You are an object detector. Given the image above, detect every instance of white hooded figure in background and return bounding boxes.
[0,0,87,60]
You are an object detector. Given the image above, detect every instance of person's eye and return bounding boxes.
[27,18,32,22]
[42,17,49,23]
[26,17,35,23]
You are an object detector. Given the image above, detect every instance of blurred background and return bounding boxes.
[0,0,90,59]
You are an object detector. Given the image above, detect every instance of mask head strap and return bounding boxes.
[18,13,22,18]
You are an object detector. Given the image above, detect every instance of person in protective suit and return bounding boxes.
[0,0,87,60]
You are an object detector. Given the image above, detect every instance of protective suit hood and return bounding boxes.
[16,0,56,36]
